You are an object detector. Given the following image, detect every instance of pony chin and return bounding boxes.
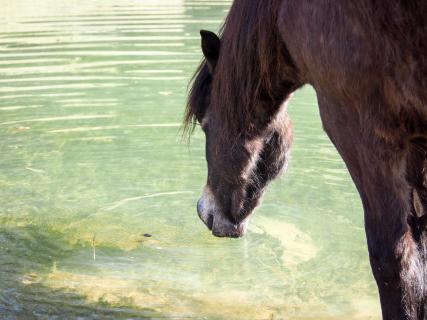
[197,186,249,238]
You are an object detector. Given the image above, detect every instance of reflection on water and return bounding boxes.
[0,0,380,319]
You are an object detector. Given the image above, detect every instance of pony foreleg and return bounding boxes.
[346,151,412,319]
[316,95,425,319]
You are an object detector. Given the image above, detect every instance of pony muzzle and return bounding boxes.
[196,189,248,238]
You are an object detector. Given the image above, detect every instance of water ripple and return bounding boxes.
[1,114,116,125]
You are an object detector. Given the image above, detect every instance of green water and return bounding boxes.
[0,1,381,319]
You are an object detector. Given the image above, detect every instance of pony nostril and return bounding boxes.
[207,214,214,230]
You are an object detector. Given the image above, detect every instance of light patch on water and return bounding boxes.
[0,60,199,76]
[125,69,184,74]
[47,123,181,133]
[1,114,116,125]
[131,123,181,128]
[21,268,379,320]
[27,270,166,308]
[0,50,197,58]
[25,166,45,173]
[0,75,176,83]
[61,103,118,108]
[27,269,278,320]
[48,125,121,133]
[103,191,194,211]
[135,76,187,81]
[1,92,84,99]
[350,297,381,320]
[71,136,115,142]
[0,83,124,93]
[252,216,319,267]
[158,91,173,96]
[21,273,43,285]
[0,105,43,111]
[10,126,31,133]
[0,58,67,65]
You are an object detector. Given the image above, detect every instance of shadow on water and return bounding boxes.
[0,225,169,319]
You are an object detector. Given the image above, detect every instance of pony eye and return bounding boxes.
[195,114,204,123]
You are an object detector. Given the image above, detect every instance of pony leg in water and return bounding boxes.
[317,95,427,319]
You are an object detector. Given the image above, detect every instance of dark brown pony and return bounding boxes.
[184,1,427,319]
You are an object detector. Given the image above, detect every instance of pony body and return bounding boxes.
[185,1,427,318]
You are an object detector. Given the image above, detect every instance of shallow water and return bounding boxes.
[0,1,381,319]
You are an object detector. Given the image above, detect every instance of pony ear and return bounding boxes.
[200,30,220,73]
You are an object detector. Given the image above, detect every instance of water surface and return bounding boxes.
[0,1,380,319]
